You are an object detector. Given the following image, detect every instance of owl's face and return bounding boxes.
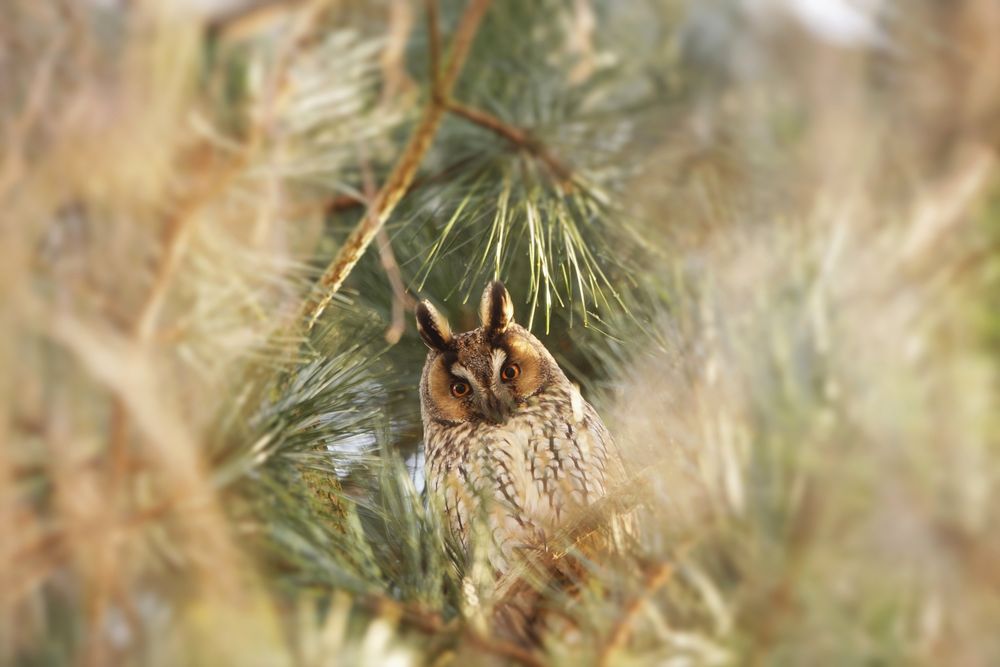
[416,282,561,426]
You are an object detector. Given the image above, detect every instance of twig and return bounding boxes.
[303,0,494,330]
[9,480,223,606]
[206,0,309,40]
[567,0,597,84]
[444,100,575,192]
[377,229,414,344]
[0,33,64,203]
[357,144,415,344]
[380,0,417,105]
[139,0,331,334]
[463,628,546,667]
[357,593,545,667]
[597,561,674,665]
[322,154,480,216]
[133,154,246,342]
[425,0,443,98]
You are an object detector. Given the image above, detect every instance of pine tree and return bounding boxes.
[3,1,1000,665]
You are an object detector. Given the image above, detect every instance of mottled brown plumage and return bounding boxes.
[416,281,627,572]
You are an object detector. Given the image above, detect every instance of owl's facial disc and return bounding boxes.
[420,282,555,426]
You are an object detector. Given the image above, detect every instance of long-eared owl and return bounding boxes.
[416,281,627,568]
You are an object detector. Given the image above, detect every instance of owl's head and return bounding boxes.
[416,281,563,426]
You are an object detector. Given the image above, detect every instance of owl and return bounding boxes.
[416,281,627,569]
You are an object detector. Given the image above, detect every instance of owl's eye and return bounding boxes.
[501,363,521,381]
[450,381,471,398]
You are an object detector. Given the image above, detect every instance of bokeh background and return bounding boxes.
[3,0,999,664]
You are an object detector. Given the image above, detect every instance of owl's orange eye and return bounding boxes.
[450,381,470,398]
[501,363,520,381]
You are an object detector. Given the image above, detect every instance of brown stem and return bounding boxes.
[425,0,443,98]
[444,100,575,192]
[377,228,414,344]
[10,485,220,604]
[597,561,674,665]
[380,0,417,104]
[322,153,480,216]
[303,0,494,330]
[357,144,415,344]
[356,594,546,667]
[206,0,309,40]
[133,155,246,341]
[0,34,63,203]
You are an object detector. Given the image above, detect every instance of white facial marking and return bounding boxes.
[451,363,473,382]
[490,348,507,385]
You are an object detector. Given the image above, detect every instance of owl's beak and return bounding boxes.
[480,393,513,425]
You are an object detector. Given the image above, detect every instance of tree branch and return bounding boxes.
[597,561,674,665]
[303,0,494,330]
[444,100,575,192]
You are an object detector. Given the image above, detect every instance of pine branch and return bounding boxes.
[302,0,585,331]
[303,0,495,330]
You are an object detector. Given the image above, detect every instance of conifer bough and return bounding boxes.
[304,0,493,330]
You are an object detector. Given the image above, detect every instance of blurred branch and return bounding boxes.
[380,0,417,104]
[134,154,246,342]
[357,144,415,344]
[567,0,597,83]
[0,34,64,203]
[933,518,1000,593]
[597,561,674,665]
[140,0,336,336]
[206,0,309,41]
[304,0,495,330]
[377,228,413,344]
[357,593,545,667]
[425,0,443,96]
[9,480,209,607]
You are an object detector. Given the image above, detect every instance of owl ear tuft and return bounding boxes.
[416,300,454,351]
[480,280,514,335]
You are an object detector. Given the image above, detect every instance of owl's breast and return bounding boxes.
[424,393,620,562]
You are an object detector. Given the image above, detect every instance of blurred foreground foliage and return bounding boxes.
[3,0,1000,665]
